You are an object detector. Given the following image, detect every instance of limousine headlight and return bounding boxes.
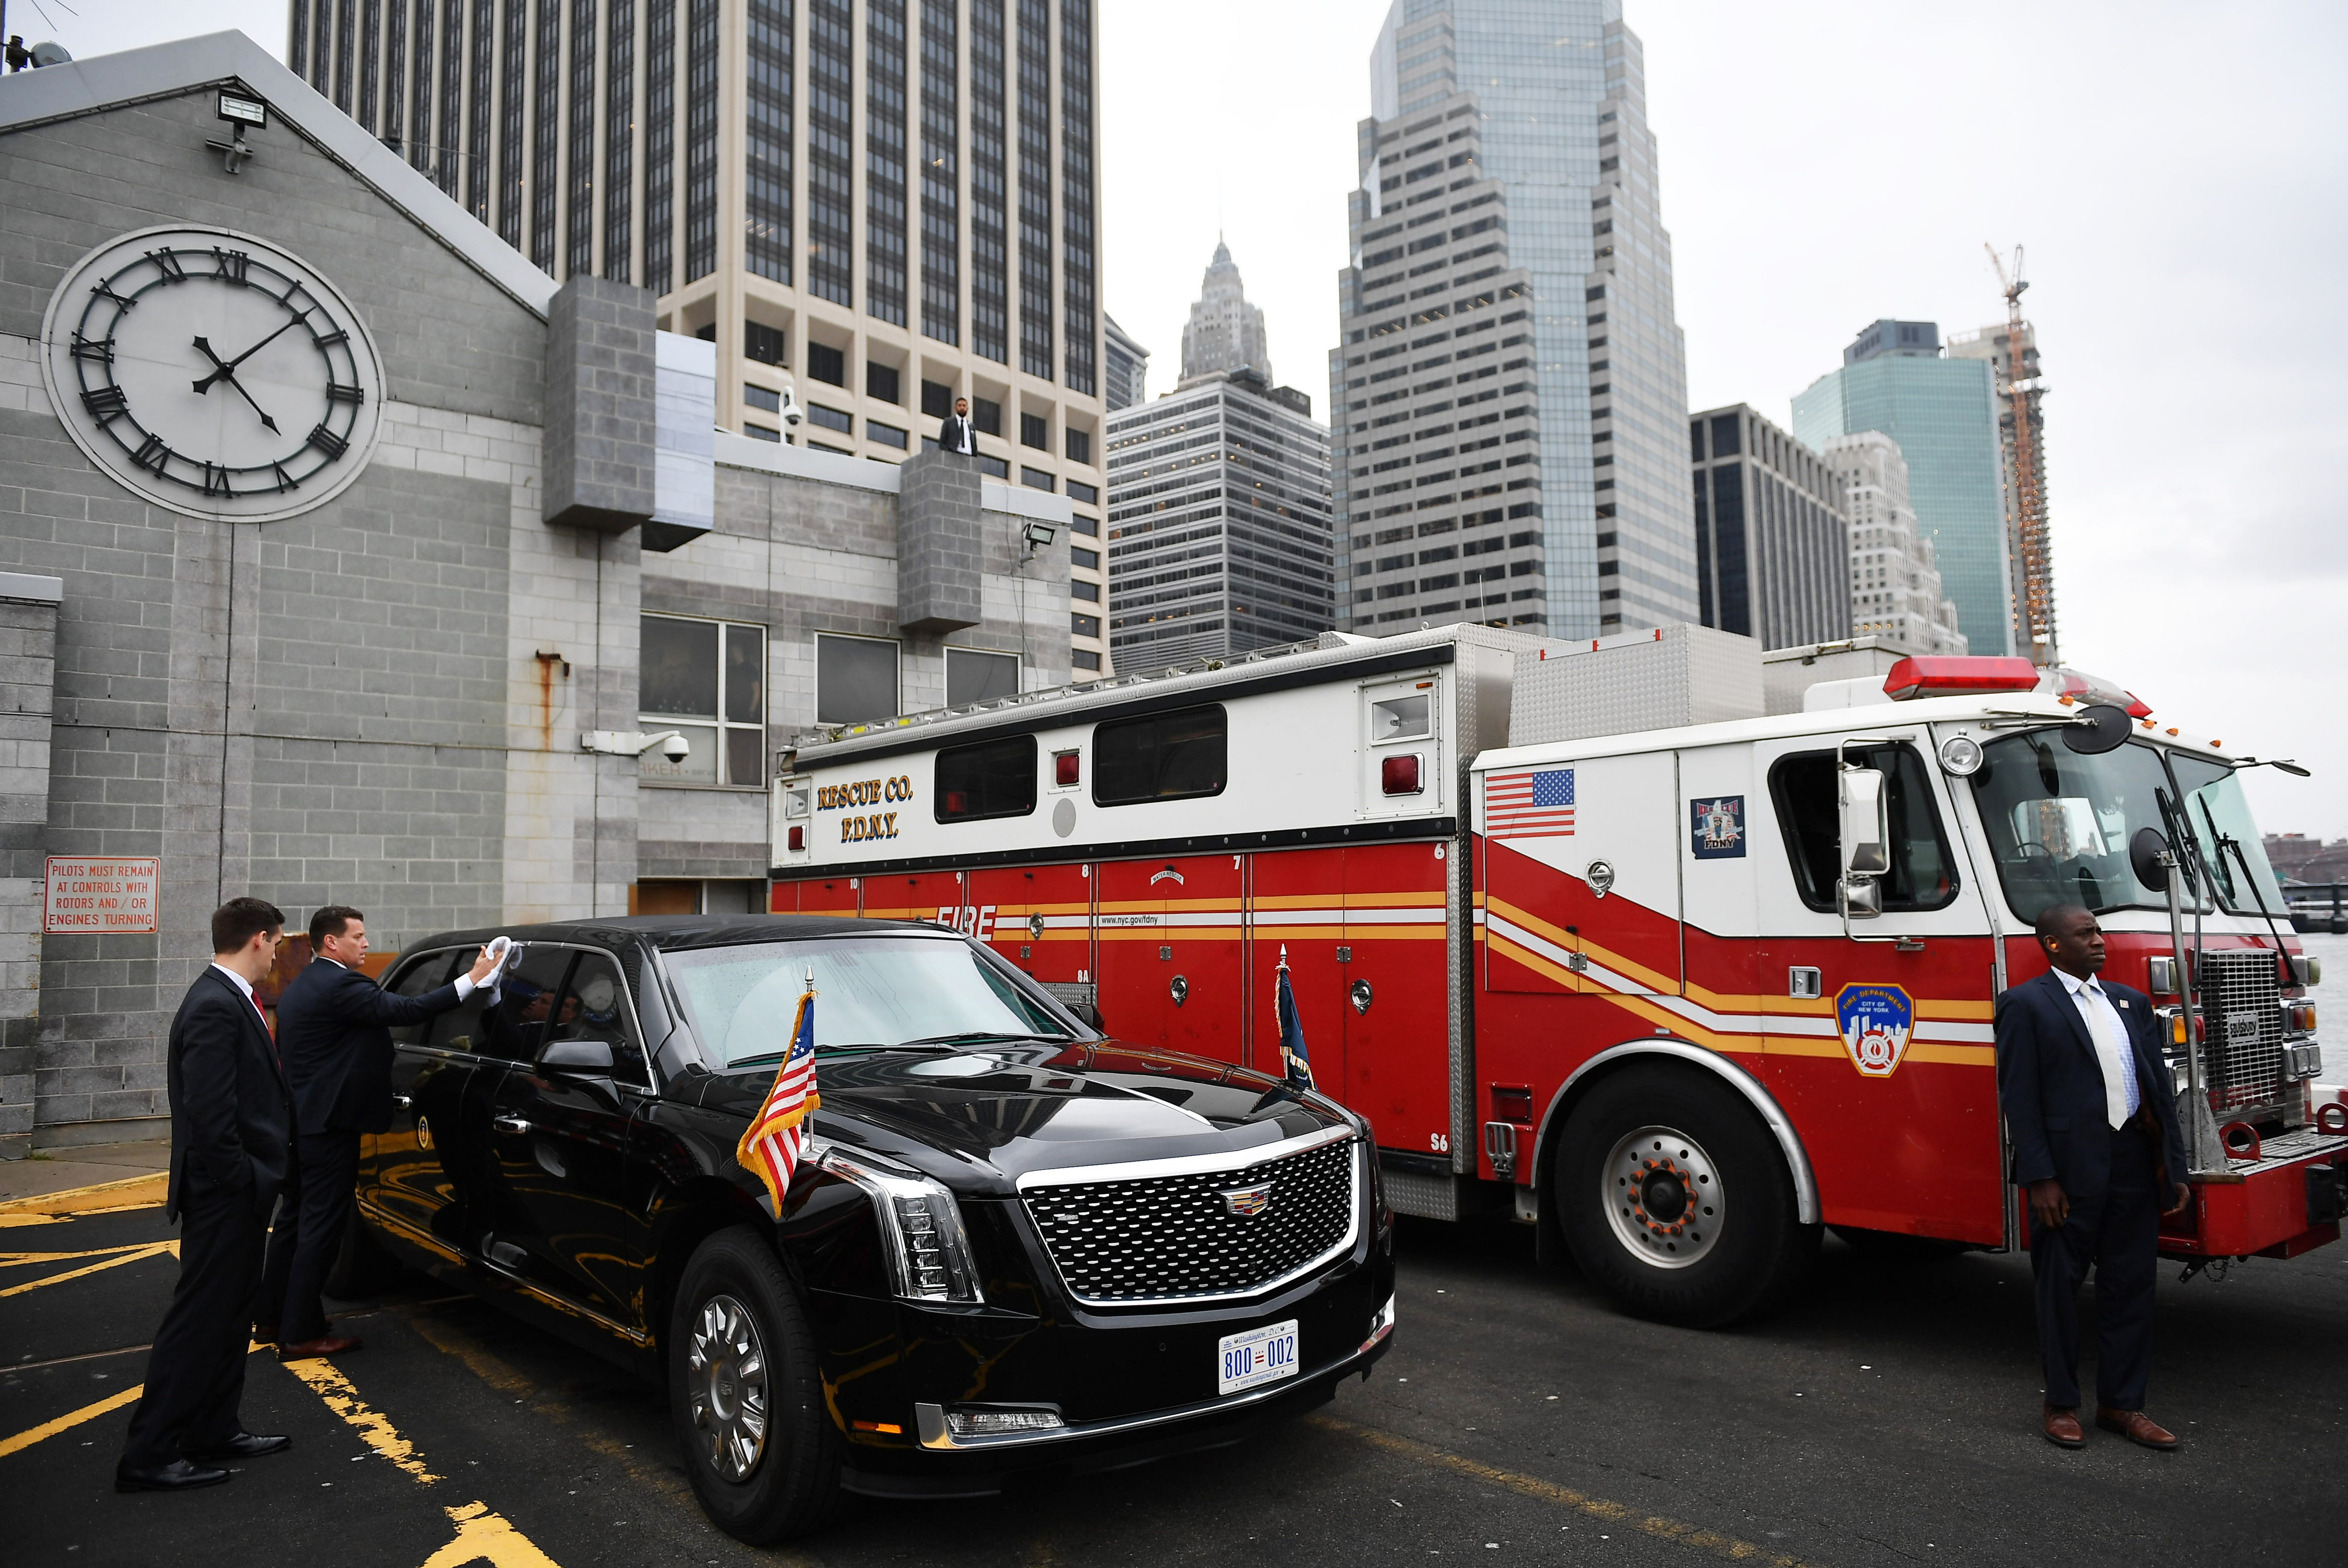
[820,1148,985,1304]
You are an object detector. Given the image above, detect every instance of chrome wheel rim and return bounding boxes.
[1601,1124,1723,1271]
[686,1293,770,1481]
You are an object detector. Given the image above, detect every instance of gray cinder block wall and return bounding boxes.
[897,449,986,635]
[544,278,657,535]
[0,574,59,1158]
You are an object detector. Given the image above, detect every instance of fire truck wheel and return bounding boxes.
[1555,1065,1818,1327]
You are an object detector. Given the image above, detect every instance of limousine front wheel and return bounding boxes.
[668,1228,844,1542]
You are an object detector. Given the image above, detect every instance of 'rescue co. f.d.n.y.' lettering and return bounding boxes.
[841,812,899,843]
[818,776,912,811]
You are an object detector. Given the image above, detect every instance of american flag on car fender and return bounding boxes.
[735,969,821,1214]
[1484,767,1576,840]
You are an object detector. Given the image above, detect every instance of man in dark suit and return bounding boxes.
[1995,902,2193,1451]
[939,395,979,458]
[259,906,496,1357]
[117,898,296,1492]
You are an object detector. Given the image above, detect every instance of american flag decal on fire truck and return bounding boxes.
[1484,768,1576,839]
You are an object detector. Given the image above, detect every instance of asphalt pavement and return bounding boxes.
[3,1169,2340,1568]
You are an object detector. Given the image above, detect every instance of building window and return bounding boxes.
[1071,648,1100,673]
[641,615,767,786]
[746,423,782,442]
[1014,0,1054,380]
[642,0,675,287]
[946,647,1020,705]
[532,0,561,270]
[865,0,909,326]
[921,379,954,418]
[977,453,1008,478]
[969,0,1009,362]
[1064,429,1091,465]
[498,0,528,245]
[919,0,960,344]
[869,421,908,449]
[808,342,846,385]
[438,0,464,197]
[1021,466,1054,491]
[1069,510,1097,535]
[683,0,719,280]
[1070,545,1097,570]
[1020,412,1048,449]
[602,0,637,280]
[1059,0,1095,393]
[935,734,1035,821]
[1070,579,1098,602]
[746,323,786,366]
[807,404,853,433]
[745,0,794,284]
[1070,611,1098,637]
[1093,704,1226,806]
[815,632,899,723]
[972,396,1003,435]
[807,0,855,305]
[866,362,902,403]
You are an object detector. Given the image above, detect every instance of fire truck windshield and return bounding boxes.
[664,936,1081,1067]
[1969,734,2284,924]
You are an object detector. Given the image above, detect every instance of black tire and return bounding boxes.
[1828,1225,1969,1264]
[322,1204,406,1298]
[1554,1064,1819,1327]
[667,1227,845,1544]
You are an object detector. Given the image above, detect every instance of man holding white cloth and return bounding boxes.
[1995,903,2192,1451]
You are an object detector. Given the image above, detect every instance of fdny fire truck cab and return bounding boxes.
[769,624,2346,1324]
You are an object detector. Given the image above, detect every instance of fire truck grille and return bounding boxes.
[2197,950,2284,1111]
[1022,1138,1359,1306]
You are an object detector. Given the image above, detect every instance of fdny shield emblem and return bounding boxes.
[1835,983,1914,1077]
[1220,1181,1275,1217]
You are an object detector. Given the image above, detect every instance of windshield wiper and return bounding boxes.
[894,1030,1071,1049]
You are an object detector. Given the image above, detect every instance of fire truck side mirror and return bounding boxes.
[1838,765,1890,881]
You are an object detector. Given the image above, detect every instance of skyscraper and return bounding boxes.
[1103,313,1149,410]
[1328,0,1698,639]
[1790,319,2012,657]
[288,0,1112,675]
[1180,241,1272,384]
[1946,318,2046,654]
[1687,405,1849,649]
[1820,433,1966,656]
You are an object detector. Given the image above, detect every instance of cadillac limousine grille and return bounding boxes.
[1023,1136,1359,1306]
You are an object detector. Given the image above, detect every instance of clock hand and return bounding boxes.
[190,337,281,435]
[191,316,305,393]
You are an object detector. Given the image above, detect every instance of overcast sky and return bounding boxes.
[30,2,2348,835]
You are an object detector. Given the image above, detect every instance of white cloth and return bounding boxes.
[315,951,476,1000]
[2056,968,2139,1129]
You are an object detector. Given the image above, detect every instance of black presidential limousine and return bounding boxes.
[342,915,1397,1542]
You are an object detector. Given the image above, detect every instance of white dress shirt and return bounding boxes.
[2055,967,2139,1129]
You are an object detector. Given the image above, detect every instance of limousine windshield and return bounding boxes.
[664,936,1079,1067]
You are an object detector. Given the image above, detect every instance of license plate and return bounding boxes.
[1217,1319,1299,1395]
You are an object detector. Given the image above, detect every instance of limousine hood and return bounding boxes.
[690,1041,1354,1193]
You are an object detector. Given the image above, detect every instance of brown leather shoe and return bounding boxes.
[2095,1407,2179,1450]
[277,1334,363,1359]
[2042,1405,2086,1447]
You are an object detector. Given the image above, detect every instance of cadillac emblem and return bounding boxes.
[1221,1181,1274,1217]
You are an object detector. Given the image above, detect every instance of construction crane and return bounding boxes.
[1986,243,2055,665]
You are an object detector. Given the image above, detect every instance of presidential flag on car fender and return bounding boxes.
[1275,944,1314,1090]
[736,968,821,1214]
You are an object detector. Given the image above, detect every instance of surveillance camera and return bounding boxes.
[780,384,803,427]
[660,733,691,764]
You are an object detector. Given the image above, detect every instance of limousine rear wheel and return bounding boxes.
[1555,1064,1818,1327]
[668,1228,844,1542]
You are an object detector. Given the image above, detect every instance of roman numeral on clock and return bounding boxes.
[270,462,301,493]
[326,382,365,405]
[69,334,115,363]
[90,279,136,310]
[131,432,172,472]
[306,423,349,459]
[312,328,349,350]
[80,385,129,422]
[210,248,250,285]
[147,249,187,283]
[201,462,234,498]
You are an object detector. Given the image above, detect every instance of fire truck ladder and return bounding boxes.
[1986,243,2056,667]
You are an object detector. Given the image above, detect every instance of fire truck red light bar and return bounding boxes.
[1382,755,1422,796]
[1882,656,2039,701]
[788,825,804,852]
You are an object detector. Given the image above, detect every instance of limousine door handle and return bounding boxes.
[392,1093,413,1110]
[493,1115,534,1134]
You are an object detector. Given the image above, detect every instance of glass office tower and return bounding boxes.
[290,0,1111,673]
[1329,0,1698,638]
[1791,320,2015,657]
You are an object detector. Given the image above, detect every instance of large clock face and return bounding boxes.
[40,226,385,522]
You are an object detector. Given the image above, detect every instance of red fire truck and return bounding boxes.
[767,625,2346,1324]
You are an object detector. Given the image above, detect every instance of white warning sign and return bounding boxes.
[43,857,160,934]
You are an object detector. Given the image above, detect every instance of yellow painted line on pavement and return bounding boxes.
[0,1240,176,1298]
[0,1384,143,1458]
[0,1171,168,1215]
[420,1501,565,1568]
[278,1355,445,1483]
[1306,1414,1812,1566]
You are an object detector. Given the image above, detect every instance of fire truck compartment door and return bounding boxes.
[1483,750,1681,997]
[965,863,1094,987]
[1094,855,1245,1066]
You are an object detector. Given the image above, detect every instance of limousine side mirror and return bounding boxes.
[541,1037,615,1074]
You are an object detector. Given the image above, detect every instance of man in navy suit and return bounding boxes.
[117,898,296,1492]
[1996,903,2192,1451]
[258,906,496,1357]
